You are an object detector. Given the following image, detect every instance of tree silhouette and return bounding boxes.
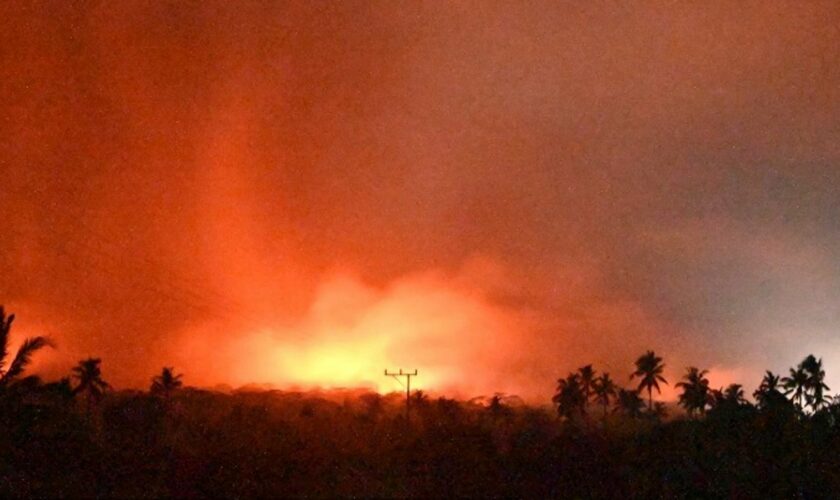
[487,393,510,419]
[800,355,830,412]
[553,373,585,420]
[652,401,668,421]
[753,370,779,404]
[782,365,809,411]
[0,306,52,389]
[722,384,746,405]
[753,371,790,411]
[72,358,110,408]
[360,393,384,421]
[593,373,616,419]
[411,389,430,408]
[614,388,645,418]
[151,366,183,398]
[43,376,75,400]
[709,384,750,415]
[578,364,597,407]
[630,350,668,412]
[676,367,711,418]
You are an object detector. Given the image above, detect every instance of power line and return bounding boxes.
[385,368,418,422]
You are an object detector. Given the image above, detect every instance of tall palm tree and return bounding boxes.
[578,364,597,406]
[782,365,809,411]
[72,358,110,408]
[0,307,52,388]
[151,366,183,397]
[800,355,830,412]
[631,350,668,412]
[593,373,617,418]
[675,367,711,418]
[553,373,585,420]
[614,388,645,418]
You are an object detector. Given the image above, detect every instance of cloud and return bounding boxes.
[2,1,839,401]
[169,267,531,397]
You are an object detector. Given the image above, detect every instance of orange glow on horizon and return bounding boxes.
[170,272,531,398]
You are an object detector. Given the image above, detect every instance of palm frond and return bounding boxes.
[0,336,53,385]
[0,308,14,374]
[93,378,111,391]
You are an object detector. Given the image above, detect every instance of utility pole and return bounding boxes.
[385,368,418,422]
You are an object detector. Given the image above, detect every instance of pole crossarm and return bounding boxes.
[384,368,418,422]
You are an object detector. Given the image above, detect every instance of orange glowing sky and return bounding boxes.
[2,1,840,401]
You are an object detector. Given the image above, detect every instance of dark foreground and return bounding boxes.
[1,386,839,498]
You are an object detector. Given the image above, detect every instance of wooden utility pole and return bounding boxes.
[385,368,418,422]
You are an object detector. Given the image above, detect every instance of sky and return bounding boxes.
[1,1,839,401]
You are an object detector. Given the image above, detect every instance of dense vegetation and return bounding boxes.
[1,306,839,498]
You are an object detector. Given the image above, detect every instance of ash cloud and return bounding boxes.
[2,1,840,398]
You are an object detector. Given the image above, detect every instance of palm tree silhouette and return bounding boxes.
[631,351,668,412]
[710,383,748,412]
[553,373,585,420]
[753,370,786,410]
[800,355,830,411]
[782,365,809,411]
[0,307,52,389]
[722,384,746,405]
[614,388,645,418]
[675,367,711,418]
[754,370,780,398]
[72,358,110,408]
[151,366,183,398]
[578,364,597,406]
[593,373,617,419]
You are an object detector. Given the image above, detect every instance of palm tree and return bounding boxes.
[631,350,668,412]
[753,371,786,410]
[72,358,110,408]
[710,383,748,412]
[150,366,183,397]
[754,370,780,400]
[578,364,597,406]
[553,373,585,420]
[614,388,645,418]
[782,365,809,411]
[800,355,830,412]
[0,306,52,389]
[722,384,746,405]
[675,367,711,418]
[593,373,617,418]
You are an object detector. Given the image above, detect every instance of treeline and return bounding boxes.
[554,349,835,422]
[1,307,840,497]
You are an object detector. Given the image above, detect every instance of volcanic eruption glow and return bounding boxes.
[171,272,529,397]
[2,1,839,402]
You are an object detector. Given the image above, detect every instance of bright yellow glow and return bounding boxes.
[177,272,524,398]
[278,335,391,392]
